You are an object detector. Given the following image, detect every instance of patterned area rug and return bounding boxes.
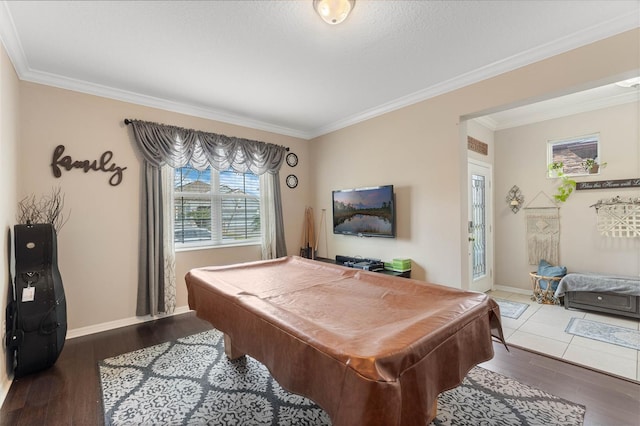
[99,329,585,425]
[565,318,640,350]
[495,298,529,319]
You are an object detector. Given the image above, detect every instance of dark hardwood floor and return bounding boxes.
[1,312,638,425]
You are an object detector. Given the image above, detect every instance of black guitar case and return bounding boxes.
[6,223,67,377]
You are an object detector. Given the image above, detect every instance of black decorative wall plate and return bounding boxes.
[286,174,298,188]
[286,152,298,167]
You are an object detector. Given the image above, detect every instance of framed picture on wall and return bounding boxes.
[547,133,601,177]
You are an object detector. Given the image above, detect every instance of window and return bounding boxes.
[173,165,261,248]
[547,133,600,177]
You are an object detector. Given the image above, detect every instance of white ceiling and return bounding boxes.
[1,1,638,139]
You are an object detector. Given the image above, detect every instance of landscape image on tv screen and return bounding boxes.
[332,185,394,237]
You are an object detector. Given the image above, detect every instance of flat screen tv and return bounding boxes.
[332,185,395,238]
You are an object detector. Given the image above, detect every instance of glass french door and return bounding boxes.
[468,161,493,293]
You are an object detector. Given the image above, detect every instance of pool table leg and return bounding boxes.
[428,398,438,422]
[223,333,246,360]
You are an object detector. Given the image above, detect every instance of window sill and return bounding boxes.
[175,241,261,253]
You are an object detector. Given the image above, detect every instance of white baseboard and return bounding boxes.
[0,375,13,413]
[0,307,193,408]
[66,305,192,339]
[492,285,532,296]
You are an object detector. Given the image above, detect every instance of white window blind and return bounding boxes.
[174,165,260,247]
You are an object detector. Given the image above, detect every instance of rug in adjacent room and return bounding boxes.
[99,329,586,426]
[565,317,640,350]
[495,298,530,319]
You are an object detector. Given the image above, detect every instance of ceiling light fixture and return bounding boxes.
[615,77,640,88]
[313,0,355,25]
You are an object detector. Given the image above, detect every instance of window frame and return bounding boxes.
[547,133,601,177]
[173,166,262,250]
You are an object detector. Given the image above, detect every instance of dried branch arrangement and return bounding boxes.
[17,186,70,233]
[591,196,640,209]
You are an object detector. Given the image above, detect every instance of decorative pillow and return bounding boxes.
[537,259,567,291]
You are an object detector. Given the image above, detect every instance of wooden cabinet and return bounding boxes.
[565,291,640,319]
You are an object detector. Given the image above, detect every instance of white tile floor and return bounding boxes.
[489,289,640,382]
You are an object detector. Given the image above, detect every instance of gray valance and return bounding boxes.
[126,118,289,317]
[127,119,287,175]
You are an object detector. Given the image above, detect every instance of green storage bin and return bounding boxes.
[392,258,411,271]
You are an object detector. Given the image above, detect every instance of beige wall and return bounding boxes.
[310,103,464,284]
[311,29,640,289]
[6,28,640,338]
[494,101,640,290]
[0,42,20,401]
[467,120,495,166]
[18,83,310,332]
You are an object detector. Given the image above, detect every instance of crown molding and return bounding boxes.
[308,10,639,138]
[0,1,27,72]
[19,68,311,139]
[490,90,639,131]
[0,1,311,140]
[1,1,638,140]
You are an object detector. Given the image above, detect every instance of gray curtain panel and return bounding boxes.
[128,119,287,316]
[137,161,165,316]
[273,174,287,258]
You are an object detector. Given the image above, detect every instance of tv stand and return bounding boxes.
[314,255,411,278]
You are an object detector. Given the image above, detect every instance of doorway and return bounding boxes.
[468,160,493,293]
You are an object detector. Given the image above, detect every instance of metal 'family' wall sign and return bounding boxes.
[51,145,127,186]
[576,178,640,191]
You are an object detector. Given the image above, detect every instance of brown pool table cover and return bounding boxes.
[186,256,503,426]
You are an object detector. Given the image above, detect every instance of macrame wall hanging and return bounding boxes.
[591,196,640,238]
[524,191,560,265]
